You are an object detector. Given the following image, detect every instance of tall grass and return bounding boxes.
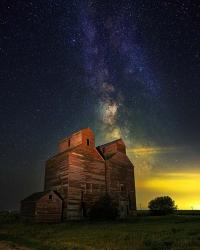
[0,213,200,249]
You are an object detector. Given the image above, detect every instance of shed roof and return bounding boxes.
[21,190,62,202]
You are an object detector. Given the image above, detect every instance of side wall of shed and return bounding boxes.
[35,192,62,223]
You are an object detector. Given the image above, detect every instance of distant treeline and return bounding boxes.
[137,210,200,216]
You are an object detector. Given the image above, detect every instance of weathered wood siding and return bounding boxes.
[98,139,126,156]
[67,146,105,219]
[58,131,82,153]
[44,129,136,220]
[44,152,68,217]
[20,191,63,223]
[58,128,95,153]
[44,128,106,220]
[35,192,62,223]
[106,151,136,216]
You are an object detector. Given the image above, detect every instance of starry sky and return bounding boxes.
[1,0,200,210]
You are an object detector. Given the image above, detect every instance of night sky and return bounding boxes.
[1,0,200,210]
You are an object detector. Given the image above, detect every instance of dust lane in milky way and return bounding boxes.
[78,1,163,143]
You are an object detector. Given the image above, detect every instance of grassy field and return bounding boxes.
[1,213,200,250]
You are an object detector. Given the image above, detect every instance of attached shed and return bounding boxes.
[20,190,63,223]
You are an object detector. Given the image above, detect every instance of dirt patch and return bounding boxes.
[0,241,30,250]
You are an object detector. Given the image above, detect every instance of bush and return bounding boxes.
[148,196,177,215]
[89,193,119,220]
[0,211,20,224]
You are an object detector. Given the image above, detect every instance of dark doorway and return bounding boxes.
[81,191,87,217]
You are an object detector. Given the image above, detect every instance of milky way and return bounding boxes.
[77,1,162,145]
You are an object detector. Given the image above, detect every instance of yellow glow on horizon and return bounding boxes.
[127,145,200,210]
[135,171,200,210]
[142,174,200,193]
[127,146,183,155]
[190,204,200,210]
[171,198,200,210]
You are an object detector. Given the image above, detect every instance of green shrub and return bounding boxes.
[148,196,177,215]
[89,193,118,220]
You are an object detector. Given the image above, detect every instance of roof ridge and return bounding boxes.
[59,127,93,143]
[97,138,123,148]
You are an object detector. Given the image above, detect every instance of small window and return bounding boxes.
[87,139,90,146]
[120,184,125,192]
[49,194,52,200]
[128,194,132,209]
[126,205,129,215]
[68,139,70,147]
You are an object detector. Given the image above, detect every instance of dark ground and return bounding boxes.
[1,212,200,250]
